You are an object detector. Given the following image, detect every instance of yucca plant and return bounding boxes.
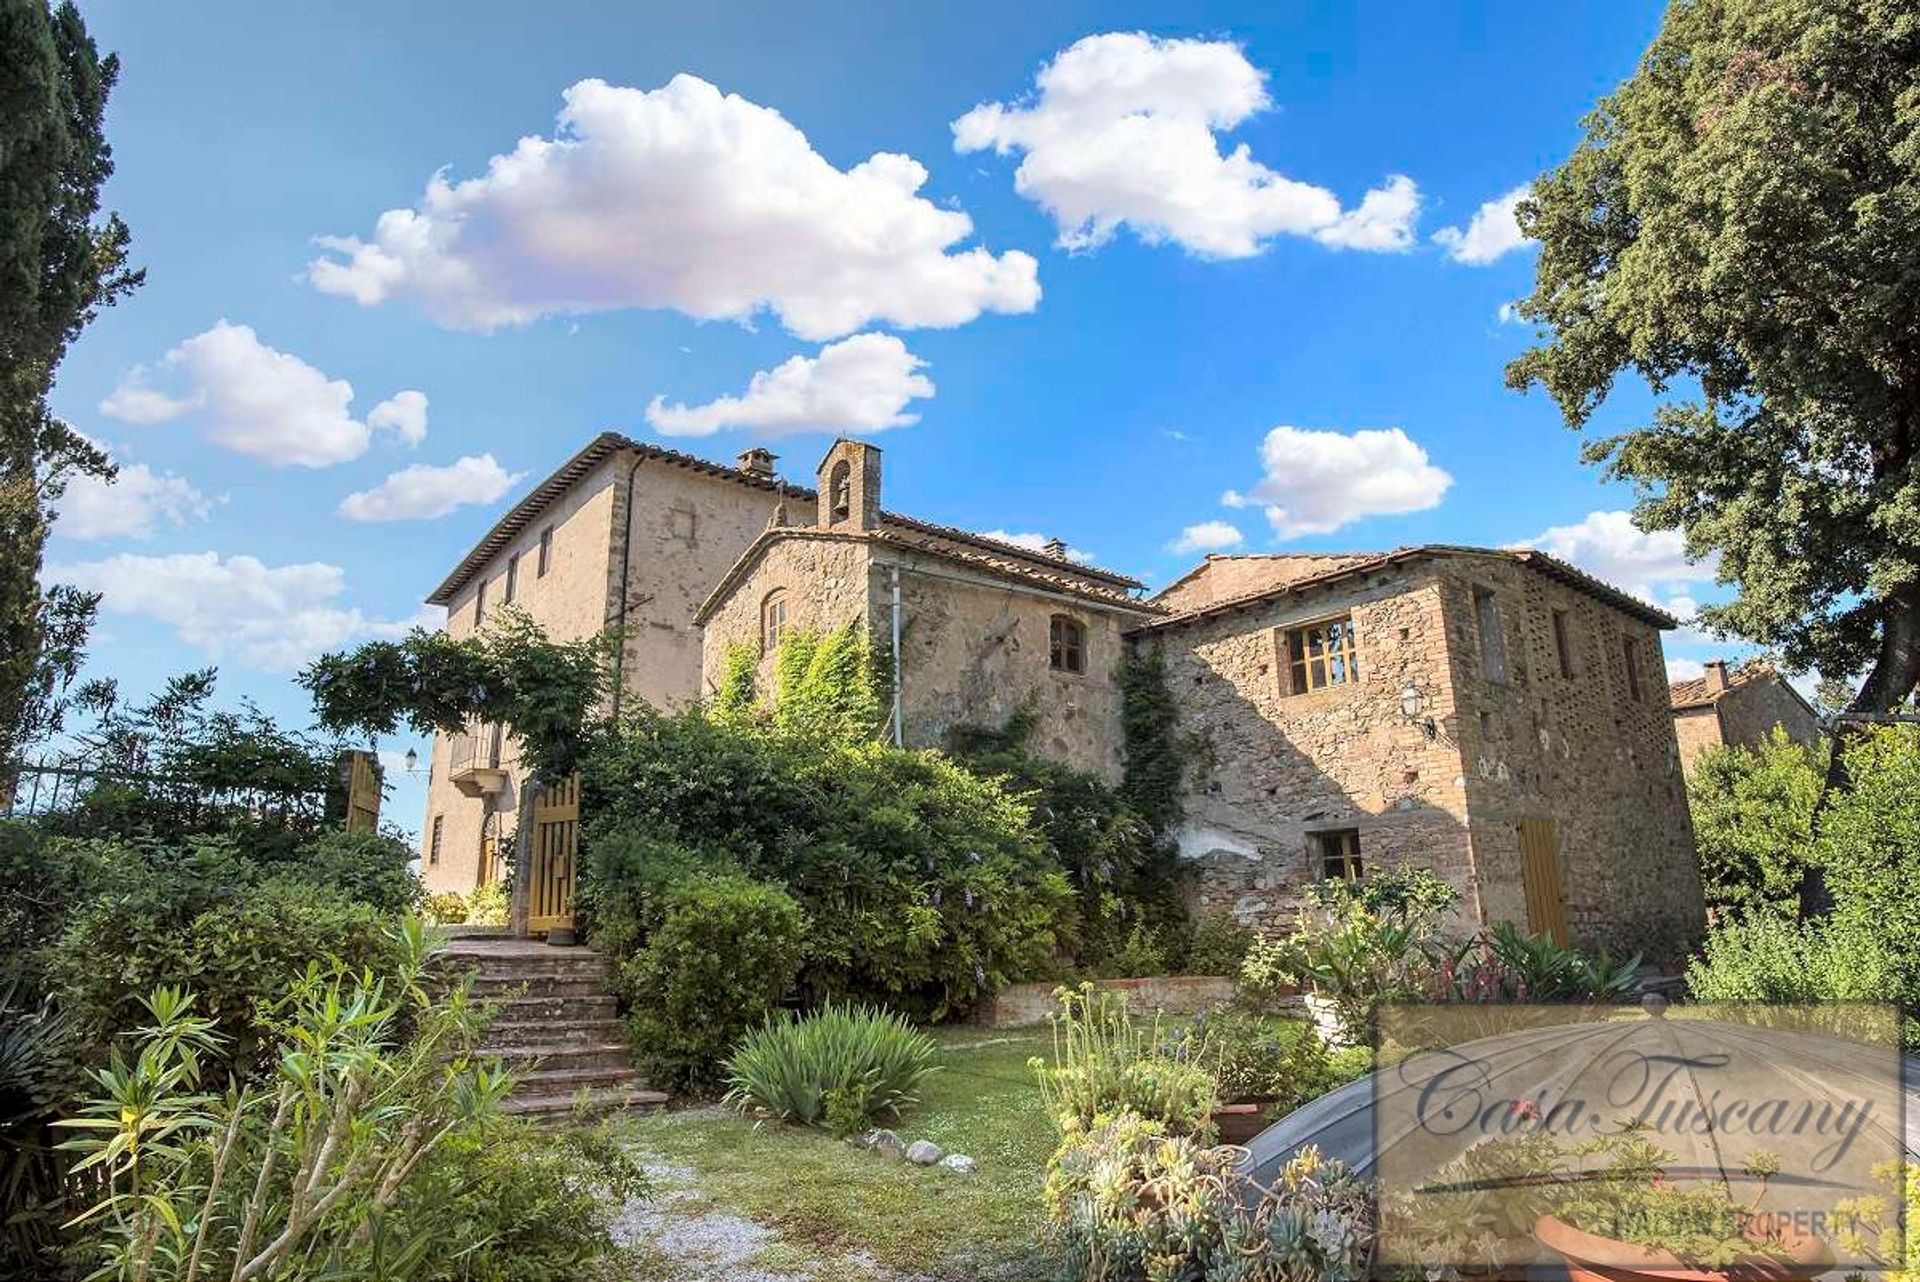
[722,1003,938,1133]
[0,978,84,1273]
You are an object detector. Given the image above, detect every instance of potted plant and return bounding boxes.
[1533,1133,1830,1282]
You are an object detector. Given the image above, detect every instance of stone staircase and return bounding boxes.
[443,936,668,1120]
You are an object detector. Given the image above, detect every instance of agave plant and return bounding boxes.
[723,1003,938,1133]
[0,978,83,1273]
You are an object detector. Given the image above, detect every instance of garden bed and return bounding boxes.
[613,1027,1057,1280]
[974,974,1243,1027]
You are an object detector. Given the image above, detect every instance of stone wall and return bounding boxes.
[880,547,1144,780]
[1143,563,1478,934]
[1716,678,1822,753]
[422,458,620,897]
[1671,705,1726,775]
[975,975,1238,1027]
[608,456,810,712]
[698,533,874,696]
[1431,557,1703,959]
[423,450,806,898]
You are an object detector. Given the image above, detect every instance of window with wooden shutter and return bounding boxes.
[1311,828,1363,882]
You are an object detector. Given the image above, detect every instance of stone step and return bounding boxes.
[500,1084,670,1120]
[468,975,609,1000]
[481,1018,627,1051]
[453,958,612,984]
[483,993,620,1024]
[495,1042,633,1073]
[511,1063,649,1099]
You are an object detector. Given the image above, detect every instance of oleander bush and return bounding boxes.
[723,1003,939,1135]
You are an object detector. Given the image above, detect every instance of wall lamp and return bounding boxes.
[1399,683,1444,743]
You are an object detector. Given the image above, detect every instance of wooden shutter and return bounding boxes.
[1518,817,1569,946]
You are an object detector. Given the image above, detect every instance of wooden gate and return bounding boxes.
[341,750,382,833]
[527,773,581,935]
[1517,817,1570,946]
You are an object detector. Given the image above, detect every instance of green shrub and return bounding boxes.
[423,891,471,925]
[405,1114,652,1282]
[1184,914,1258,977]
[581,710,1075,1022]
[1817,724,1920,1007]
[1301,863,1460,924]
[278,829,424,915]
[619,866,808,1090]
[1043,1115,1374,1282]
[1032,983,1215,1140]
[1159,1007,1336,1112]
[1686,911,1905,1004]
[466,879,509,926]
[47,874,394,1073]
[0,980,83,1276]
[723,1003,938,1134]
[1687,730,1825,916]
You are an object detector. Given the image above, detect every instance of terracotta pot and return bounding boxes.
[1534,1215,1833,1282]
[1214,1099,1273,1146]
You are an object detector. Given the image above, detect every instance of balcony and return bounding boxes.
[448,723,509,798]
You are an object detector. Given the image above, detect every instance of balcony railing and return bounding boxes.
[447,723,509,796]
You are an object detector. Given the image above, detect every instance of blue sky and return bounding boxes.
[44,0,1738,836]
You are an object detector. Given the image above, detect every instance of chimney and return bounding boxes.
[1042,537,1069,560]
[736,447,777,479]
[1702,659,1729,694]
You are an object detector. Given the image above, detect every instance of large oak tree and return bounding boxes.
[1509,0,1920,718]
[0,1,140,766]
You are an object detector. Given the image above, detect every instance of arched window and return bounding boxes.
[761,590,789,652]
[1049,614,1086,674]
[828,460,852,524]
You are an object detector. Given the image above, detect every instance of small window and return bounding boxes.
[1312,828,1363,882]
[428,815,443,867]
[761,590,789,652]
[537,526,554,577]
[1285,616,1358,692]
[828,461,852,524]
[474,578,488,625]
[1474,588,1507,684]
[1622,635,1644,702]
[1551,607,1576,679]
[1049,615,1086,673]
[504,553,519,605]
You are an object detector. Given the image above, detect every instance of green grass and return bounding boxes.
[615,1026,1058,1280]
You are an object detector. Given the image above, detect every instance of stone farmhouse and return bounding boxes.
[1668,658,1822,775]
[419,433,1704,956]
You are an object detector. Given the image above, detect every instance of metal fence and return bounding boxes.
[2,750,381,831]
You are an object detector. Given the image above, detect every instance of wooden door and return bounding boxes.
[1518,817,1569,946]
[527,773,581,935]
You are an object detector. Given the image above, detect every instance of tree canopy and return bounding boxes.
[1509,0,1920,714]
[0,1,141,765]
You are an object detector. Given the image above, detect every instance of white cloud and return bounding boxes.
[1496,301,1522,324]
[979,529,1096,564]
[48,551,425,672]
[1221,425,1453,538]
[309,75,1040,341]
[952,32,1418,259]
[1168,520,1244,554]
[338,454,523,522]
[645,334,934,438]
[99,321,421,468]
[1516,510,1720,603]
[56,461,214,541]
[1433,184,1532,265]
[368,390,429,445]
[1666,656,1705,683]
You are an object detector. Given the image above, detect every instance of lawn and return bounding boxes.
[615,1026,1060,1281]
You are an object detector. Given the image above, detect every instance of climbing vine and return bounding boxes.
[1119,645,1193,834]
[299,608,613,779]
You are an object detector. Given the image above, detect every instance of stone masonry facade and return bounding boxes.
[419,433,1706,958]
[1669,658,1823,775]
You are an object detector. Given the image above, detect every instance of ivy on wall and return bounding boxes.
[1118,646,1191,835]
